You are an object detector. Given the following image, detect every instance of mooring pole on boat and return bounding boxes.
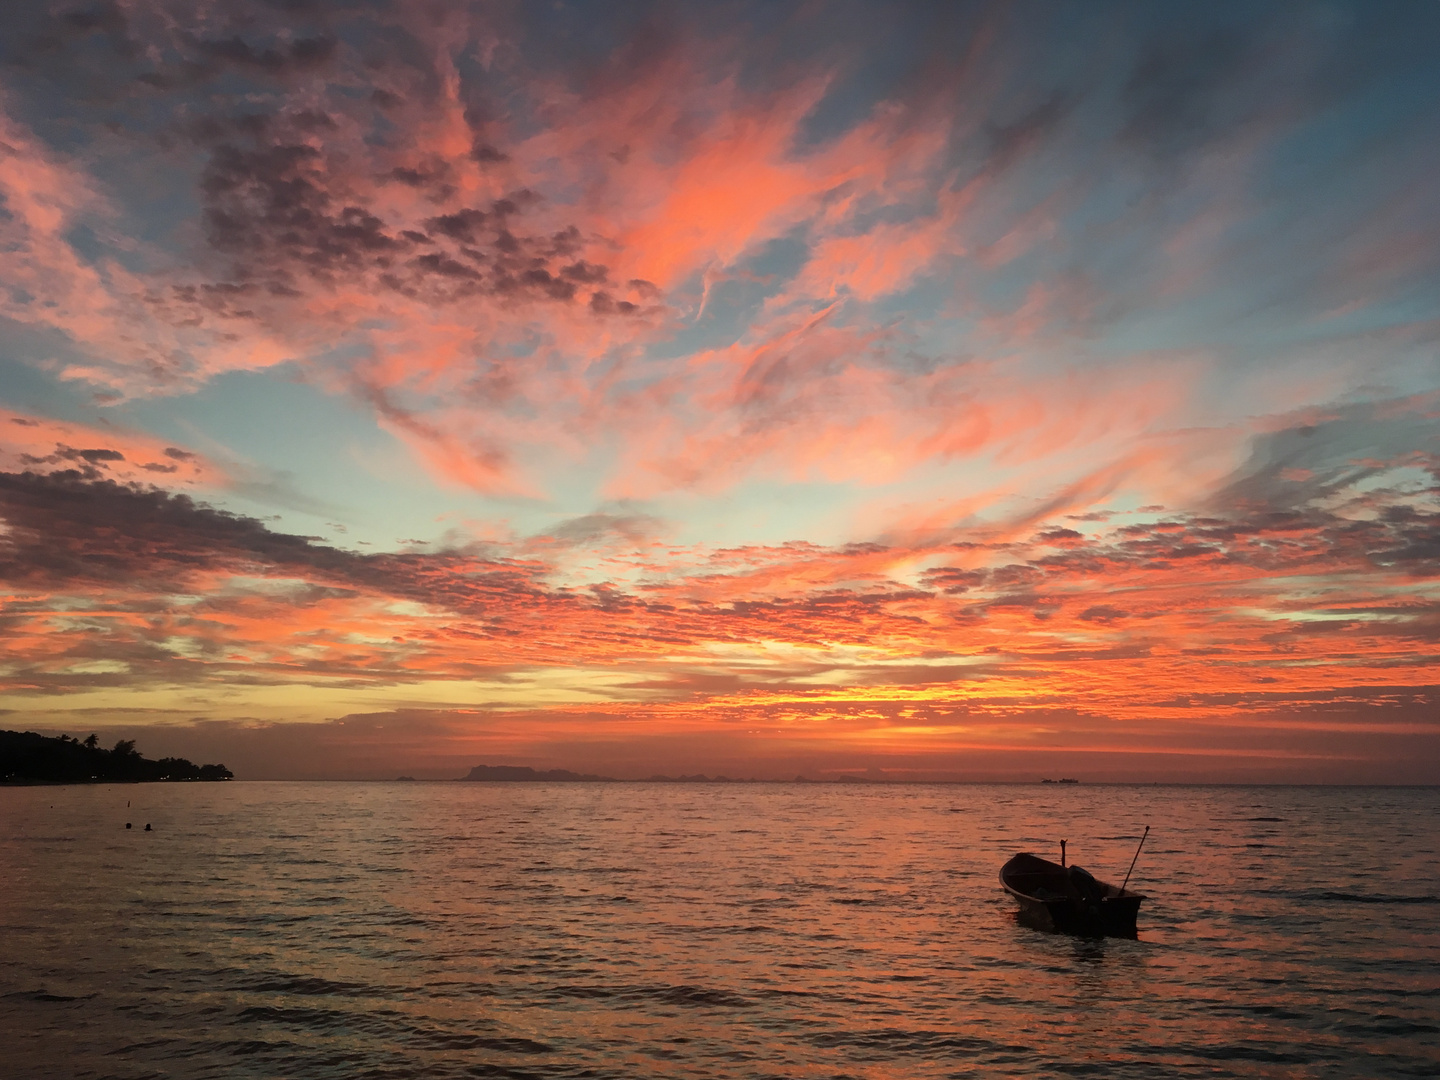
[1060,839,1066,867]
[1120,826,1149,895]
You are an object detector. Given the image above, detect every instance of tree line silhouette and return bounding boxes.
[0,730,233,783]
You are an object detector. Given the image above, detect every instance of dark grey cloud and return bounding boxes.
[919,566,984,594]
[185,32,337,74]
[0,469,552,609]
[0,2,650,322]
[182,114,630,313]
[0,472,732,656]
[17,444,127,481]
[545,511,669,547]
[1213,400,1438,514]
[1119,27,1250,158]
[3,1,141,65]
[982,90,1074,175]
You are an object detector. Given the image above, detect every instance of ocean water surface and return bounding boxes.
[2,782,1437,1078]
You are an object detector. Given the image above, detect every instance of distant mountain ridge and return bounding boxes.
[1,730,233,784]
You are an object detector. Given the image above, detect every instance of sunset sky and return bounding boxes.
[1,1,1437,781]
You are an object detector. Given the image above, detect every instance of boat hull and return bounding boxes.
[1000,852,1145,938]
[1010,891,1142,937]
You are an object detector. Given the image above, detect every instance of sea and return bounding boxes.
[2,782,1437,1079]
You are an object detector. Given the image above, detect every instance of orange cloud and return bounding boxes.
[3,432,1436,773]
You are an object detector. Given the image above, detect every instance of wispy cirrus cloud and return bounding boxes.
[2,2,1438,777]
[6,1,1431,503]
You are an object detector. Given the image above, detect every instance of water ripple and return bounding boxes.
[2,782,1438,1079]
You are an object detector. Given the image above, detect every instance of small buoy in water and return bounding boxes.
[125,823,132,829]
[144,824,152,831]
[127,800,130,807]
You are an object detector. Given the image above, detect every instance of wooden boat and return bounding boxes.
[999,851,1145,937]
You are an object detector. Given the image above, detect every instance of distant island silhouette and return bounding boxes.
[0,730,233,784]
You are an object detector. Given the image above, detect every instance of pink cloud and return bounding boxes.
[2,4,1435,525]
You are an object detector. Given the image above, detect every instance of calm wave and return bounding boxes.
[3,783,1437,1078]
